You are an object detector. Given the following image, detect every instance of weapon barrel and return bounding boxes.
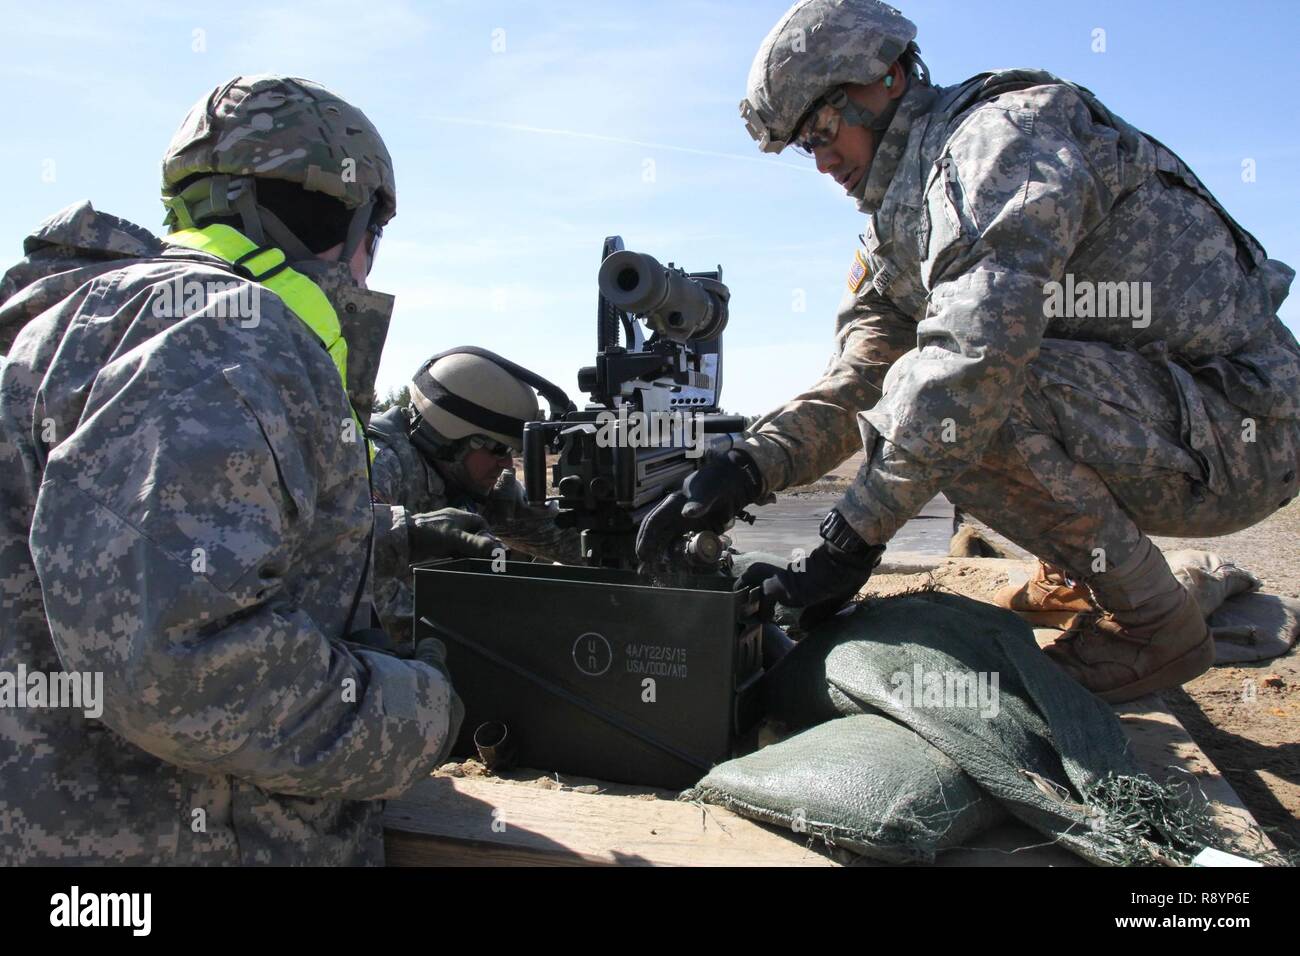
[701,414,746,433]
[597,250,727,341]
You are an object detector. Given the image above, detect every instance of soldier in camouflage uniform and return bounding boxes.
[640,0,1300,703]
[0,75,476,864]
[370,348,583,644]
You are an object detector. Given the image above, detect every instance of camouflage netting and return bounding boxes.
[686,591,1266,865]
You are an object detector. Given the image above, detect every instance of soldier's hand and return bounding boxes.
[406,508,503,564]
[414,636,450,673]
[413,637,466,764]
[737,540,884,629]
[635,449,764,564]
[479,470,522,525]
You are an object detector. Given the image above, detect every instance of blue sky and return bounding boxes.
[3,0,1297,415]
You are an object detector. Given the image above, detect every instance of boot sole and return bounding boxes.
[1096,632,1216,704]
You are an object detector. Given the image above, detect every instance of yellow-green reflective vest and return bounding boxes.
[163,224,374,461]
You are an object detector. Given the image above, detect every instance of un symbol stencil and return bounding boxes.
[573,632,612,677]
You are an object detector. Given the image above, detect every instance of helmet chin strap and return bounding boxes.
[407,407,460,463]
[339,197,376,264]
[849,161,873,204]
[251,186,375,268]
[848,104,903,210]
[913,51,931,87]
[164,174,373,267]
[245,196,313,262]
[404,411,488,501]
[824,85,902,138]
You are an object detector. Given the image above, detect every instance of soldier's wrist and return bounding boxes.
[725,448,765,501]
[820,508,884,564]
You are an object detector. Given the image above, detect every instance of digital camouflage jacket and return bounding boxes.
[739,71,1300,545]
[0,202,454,864]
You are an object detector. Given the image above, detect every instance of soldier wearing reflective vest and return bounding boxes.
[0,75,471,863]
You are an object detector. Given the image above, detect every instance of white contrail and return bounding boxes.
[425,114,813,172]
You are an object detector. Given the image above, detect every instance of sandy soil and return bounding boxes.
[1152,502,1300,850]
[784,449,863,496]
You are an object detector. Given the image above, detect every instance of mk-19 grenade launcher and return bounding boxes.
[523,236,747,572]
[414,236,770,789]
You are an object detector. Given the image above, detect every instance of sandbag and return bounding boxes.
[1166,550,1261,614]
[1208,592,1300,663]
[1162,550,1299,663]
[686,714,1003,863]
[705,591,1242,865]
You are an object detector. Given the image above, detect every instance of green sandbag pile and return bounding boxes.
[687,714,1004,863]
[686,590,1238,865]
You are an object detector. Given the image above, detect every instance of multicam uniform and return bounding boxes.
[368,405,583,644]
[739,69,1300,583]
[0,202,455,864]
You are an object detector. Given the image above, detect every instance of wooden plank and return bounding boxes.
[385,702,1263,867]
[383,774,842,867]
[1027,630,1274,856]
[383,773,1096,867]
[1115,694,1275,857]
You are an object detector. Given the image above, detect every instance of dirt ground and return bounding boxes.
[1152,502,1300,851]
[869,500,1300,852]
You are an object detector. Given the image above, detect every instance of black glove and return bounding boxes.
[415,636,450,672]
[635,449,764,564]
[737,512,884,628]
[406,508,503,564]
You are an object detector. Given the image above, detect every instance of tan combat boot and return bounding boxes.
[1040,540,1213,703]
[993,561,1098,629]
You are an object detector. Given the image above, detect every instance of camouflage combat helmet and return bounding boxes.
[740,0,917,153]
[161,74,395,260]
